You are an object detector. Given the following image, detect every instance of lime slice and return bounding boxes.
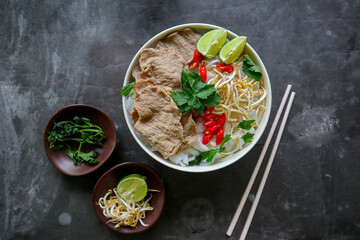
[197,29,227,59]
[116,174,148,203]
[219,36,247,64]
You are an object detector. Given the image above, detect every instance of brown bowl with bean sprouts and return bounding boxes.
[92,162,165,234]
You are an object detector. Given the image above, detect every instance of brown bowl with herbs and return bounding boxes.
[43,104,117,176]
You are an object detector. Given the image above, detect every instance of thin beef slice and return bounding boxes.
[133,86,184,159]
[156,28,201,64]
[178,112,198,151]
[138,48,184,92]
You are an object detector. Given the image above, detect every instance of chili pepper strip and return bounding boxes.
[200,64,207,82]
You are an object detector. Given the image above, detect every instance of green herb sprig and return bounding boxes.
[170,69,221,116]
[121,82,136,97]
[47,116,105,166]
[241,132,254,143]
[189,135,231,166]
[237,120,255,130]
[242,55,262,81]
[237,119,255,143]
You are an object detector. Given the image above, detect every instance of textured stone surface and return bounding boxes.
[0,0,359,239]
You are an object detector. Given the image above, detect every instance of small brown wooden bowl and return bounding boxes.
[44,104,117,176]
[92,162,165,234]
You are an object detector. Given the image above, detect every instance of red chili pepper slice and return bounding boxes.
[203,113,218,121]
[213,127,221,135]
[226,66,234,73]
[217,113,226,127]
[216,63,234,73]
[189,50,204,70]
[203,124,220,135]
[204,107,214,116]
[202,120,217,127]
[202,133,214,145]
[189,62,198,70]
[199,55,204,62]
[216,63,224,70]
[200,64,207,82]
[189,59,202,70]
[216,128,225,145]
[192,49,201,62]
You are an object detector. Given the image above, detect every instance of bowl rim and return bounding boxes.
[91,162,166,234]
[122,23,272,173]
[43,104,117,176]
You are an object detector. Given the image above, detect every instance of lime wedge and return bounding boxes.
[219,36,247,64]
[116,174,148,203]
[197,29,227,59]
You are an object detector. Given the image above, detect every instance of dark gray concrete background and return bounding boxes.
[1,0,359,239]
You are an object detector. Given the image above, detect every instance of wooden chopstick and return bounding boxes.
[239,91,296,240]
[226,84,292,236]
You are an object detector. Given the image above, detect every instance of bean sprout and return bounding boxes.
[204,56,266,153]
[206,57,266,129]
[97,188,157,228]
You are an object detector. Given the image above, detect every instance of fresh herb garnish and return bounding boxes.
[189,135,231,166]
[242,54,262,81]
[47,116,105,166]
[241,132,254,143]
[121,82,136,97]
[237,120,255,130]
[237,119,255,143]
[170,69,221,116]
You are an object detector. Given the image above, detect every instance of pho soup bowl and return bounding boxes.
[122,23,271,173]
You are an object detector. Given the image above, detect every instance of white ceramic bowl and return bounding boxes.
[122,23,272,172]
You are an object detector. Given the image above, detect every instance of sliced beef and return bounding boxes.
[131,109,139,124]
[133,79,155,98]
[130,29,200,158]
[132,65,141,81]
[133,78,173,99]
[137,48,184,92]
[133,86,184,159]
[156,28,201,64]
[178,112,198,151]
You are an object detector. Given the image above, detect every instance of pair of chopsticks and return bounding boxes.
[226,84,295,240]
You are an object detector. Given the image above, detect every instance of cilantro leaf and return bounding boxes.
[192,80,208,93]
[219,134,231,148]
[196,86,217,99]
[189,157,201,166]
[189,135,232,165]
[170,91,189,106]
[121,82,136,97]
[171,69,221,115]
[195,101,206,116]
[204,150,218,163]
[242,55,262,81]
[178,104,192,113]
[242,132,254,143]
[182,69,202,88]
[237,120,255,130]
[77,150,98,164]
[205,92,222,107]
[188,95,199,108]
